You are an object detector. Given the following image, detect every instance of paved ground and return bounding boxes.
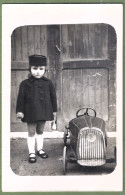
[10,137,116,176]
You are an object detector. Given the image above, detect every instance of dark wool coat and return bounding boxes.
[16,76,57,123]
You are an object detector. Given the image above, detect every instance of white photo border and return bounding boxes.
[2,4,123,192]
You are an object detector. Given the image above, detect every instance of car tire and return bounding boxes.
[63,146,68,174]
[64,128,68,146]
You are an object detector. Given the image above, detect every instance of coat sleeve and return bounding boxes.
[16,81,25,114]
[49,80,57,112]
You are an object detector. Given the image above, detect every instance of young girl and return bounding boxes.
[16,55,57,163]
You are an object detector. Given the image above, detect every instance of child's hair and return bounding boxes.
[28,66,33,79]
[28,72,32,79]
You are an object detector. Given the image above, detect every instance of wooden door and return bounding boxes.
[11,25,60,132]
[60,24,116,132]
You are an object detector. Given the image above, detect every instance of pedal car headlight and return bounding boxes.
[86,133,96,142]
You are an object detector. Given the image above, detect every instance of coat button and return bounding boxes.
[40,91,43,94]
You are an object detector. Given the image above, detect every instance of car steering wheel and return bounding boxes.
[76,107,96,118]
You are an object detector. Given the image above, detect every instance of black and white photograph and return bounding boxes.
[2,4,123,192]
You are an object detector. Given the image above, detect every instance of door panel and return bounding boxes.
[61,24,108,60]
[62,69,109,125]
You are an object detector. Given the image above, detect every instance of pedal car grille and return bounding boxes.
[77,128,106,166]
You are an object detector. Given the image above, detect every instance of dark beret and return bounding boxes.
[29,54,47,66]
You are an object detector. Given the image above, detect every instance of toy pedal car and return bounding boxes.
[63,107,110,174]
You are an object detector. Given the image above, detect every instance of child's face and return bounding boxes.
[31,66,45,78]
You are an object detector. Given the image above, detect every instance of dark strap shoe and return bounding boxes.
[37,149,48,158]
[29,153,36,163]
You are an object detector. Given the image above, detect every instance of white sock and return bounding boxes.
[27,136,35,155]
[36,134,44,152]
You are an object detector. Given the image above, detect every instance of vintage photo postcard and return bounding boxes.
[2,4,123,192]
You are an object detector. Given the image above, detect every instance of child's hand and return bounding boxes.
[17,112,24,119]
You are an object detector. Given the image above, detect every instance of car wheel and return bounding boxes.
[64,128,68,146]
[63,146,68,174]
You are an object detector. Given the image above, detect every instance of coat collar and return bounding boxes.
[29,76,48,82]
